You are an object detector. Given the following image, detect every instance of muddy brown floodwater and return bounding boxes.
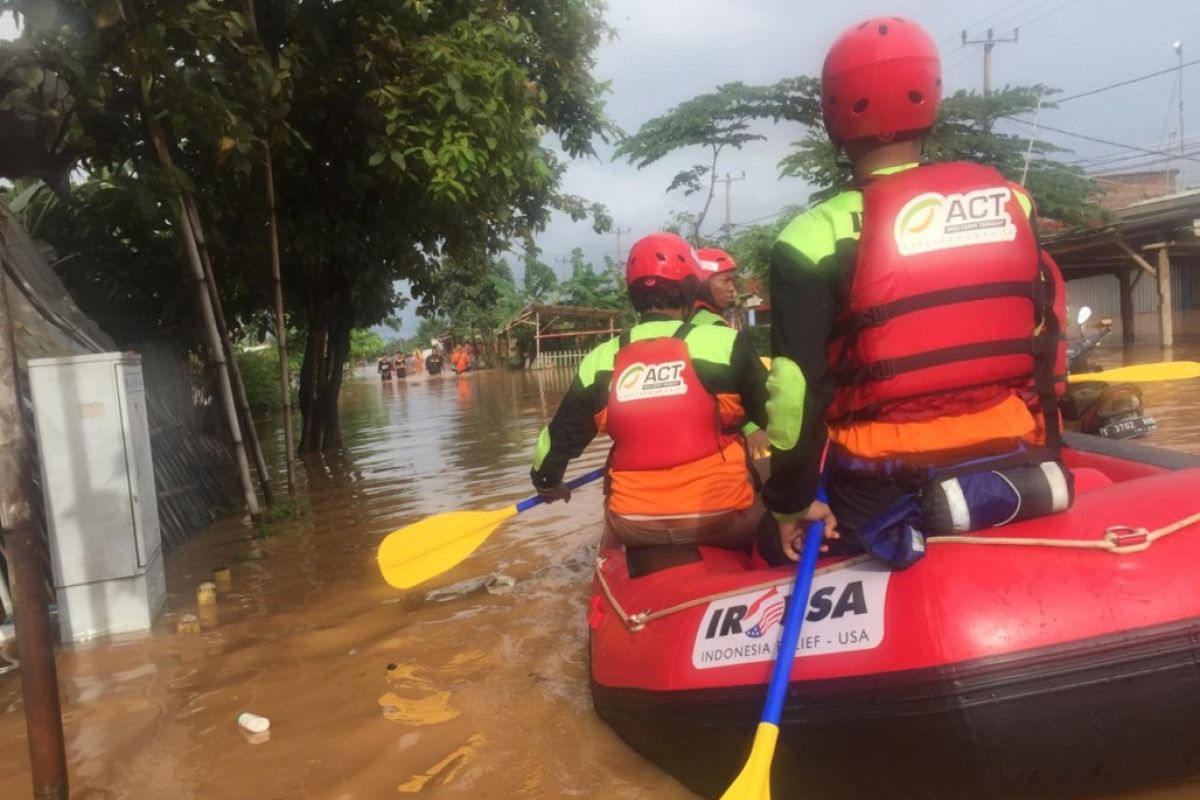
[2,346,1200,800]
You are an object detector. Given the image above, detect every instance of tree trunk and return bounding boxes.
[263,148,297,494]
[297,315,327,454]
[144,114,261,519]
[242,0,297,494]
[693,145,723,240]
[297,284,354,453]
[183,197,274,507]
[317,315,352,450]
[0,270,69,800]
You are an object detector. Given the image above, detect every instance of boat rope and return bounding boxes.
[595,510,1200,632]
[925,509,1200,555]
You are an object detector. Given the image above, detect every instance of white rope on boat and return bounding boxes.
[595,510,1200,632]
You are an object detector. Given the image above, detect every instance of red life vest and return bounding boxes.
[828,162,1055,424]
[606,323,727,471]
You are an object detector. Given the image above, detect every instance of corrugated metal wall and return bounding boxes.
[1063,258,1200,340]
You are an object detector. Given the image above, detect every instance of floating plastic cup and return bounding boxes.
[238,712,270,734]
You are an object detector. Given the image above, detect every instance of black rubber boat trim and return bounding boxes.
[592,615,1200,729]
[1063,430,1200,470]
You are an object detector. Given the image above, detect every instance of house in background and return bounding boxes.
[1045,169,1200,346]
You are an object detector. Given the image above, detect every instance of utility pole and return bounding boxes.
[613,226,631,264]
[715,171,745,244]
[962,27,1019,96]
[1176,40,1186,187]
[0,272,69,800]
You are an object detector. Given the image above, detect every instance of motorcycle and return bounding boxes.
[1062,307,1158,439]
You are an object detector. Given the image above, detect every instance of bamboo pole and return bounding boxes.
[263,149,296,494]
[144,116,261,519]
[183,198,274,506]
[0,270,68,800]
[242,0,296,493]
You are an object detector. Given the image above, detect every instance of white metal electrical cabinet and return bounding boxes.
[27,352,165,642]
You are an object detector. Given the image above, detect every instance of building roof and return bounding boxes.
[1042,189,1200,276]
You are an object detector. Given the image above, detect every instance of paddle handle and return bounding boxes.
[514,467,606,513]
[762,502,827,727]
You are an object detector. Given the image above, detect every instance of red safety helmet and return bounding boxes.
[821,17,941,146]
[695,248,737,278]
[625,232,699,286]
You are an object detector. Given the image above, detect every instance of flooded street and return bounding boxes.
[2,347,1200,800]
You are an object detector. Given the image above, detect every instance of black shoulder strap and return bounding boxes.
[618,330,631,349]
[672,321,695,341]
[832,282,1036,340]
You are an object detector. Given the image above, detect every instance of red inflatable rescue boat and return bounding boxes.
[588,433,1200,799]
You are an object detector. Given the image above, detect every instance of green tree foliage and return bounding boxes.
[347,329,387,362]
[626,77,1101,231]
[724,210,801,285]
[775,84,1100,225]
[521,253,559,302]
[236,348,282,415]
[615,82,771,239]
[559,247,622,308]
[2,0,614,451]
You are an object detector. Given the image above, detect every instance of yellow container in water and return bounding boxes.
[197,581,218,606]
[212,567,232,593]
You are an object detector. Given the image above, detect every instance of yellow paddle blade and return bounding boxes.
[1068,361,1200,384]
[719,722,780,800]
[377,506,518,590]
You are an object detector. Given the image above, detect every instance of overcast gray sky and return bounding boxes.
[389,0,1199,334]
[539,0,1199,265]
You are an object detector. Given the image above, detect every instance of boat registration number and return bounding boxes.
[691,561,891,670]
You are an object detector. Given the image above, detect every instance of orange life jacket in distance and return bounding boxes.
[828,161,1052,426]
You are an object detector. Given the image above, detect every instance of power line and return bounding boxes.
[938,0,1034,48]
[987,0,1061,31]
[1007,0,1085,31]
[1003,116,1200,163]
[1055,58,1200,104]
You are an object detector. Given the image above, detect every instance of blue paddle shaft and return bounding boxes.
[515,467,606,513]
[762,513,826,726]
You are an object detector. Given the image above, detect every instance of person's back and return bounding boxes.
[532,233,780,552]
[764,17,1067,560]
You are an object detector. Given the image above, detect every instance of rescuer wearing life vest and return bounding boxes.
[531,233,808,550]
[691,247,772,462]
[765,17,1067,561]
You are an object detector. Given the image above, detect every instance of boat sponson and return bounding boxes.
[593,616,1200,799]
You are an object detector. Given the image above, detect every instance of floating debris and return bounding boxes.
[483,573,516,595]
[196,582,217,606]
[397,734,485,793]
[211,566,232,592]
[238,711,270,734]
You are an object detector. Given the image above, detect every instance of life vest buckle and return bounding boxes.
[860,304,890,328]
[868,359,897,380]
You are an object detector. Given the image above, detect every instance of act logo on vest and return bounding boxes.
[893,186,1017,256]
[615,360,688,402]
